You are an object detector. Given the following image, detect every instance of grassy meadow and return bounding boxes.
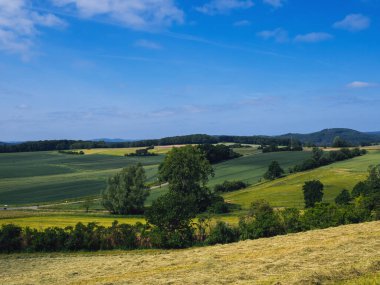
[224,149,380,209]
[1,221,379,284]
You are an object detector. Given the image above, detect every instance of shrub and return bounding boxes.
[301,203,344,230]
[335,189,351,205]
[280,208,303,233]
[0,224,22,253]
[205,221,239,245]
[214,180,248,193]
[148,227,194,249]
[239,200,284,240]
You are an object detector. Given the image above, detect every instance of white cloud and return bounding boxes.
[134,39,162,50]
[196,0,254,15]
[263,0,285,8]
[333,14,370,32]
[294,32,333,43]
[234,20,251,26]
[0,0,66,57]
[257,28,288,43]
[347,81,377,88]
[51,0,184,30]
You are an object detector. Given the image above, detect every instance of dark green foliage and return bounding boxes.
[312,147,324,162]
[159,145,214,195]
[207,194,230,214]
[125,148,158,157]
[280,208,303,233]
[335,189,351,205]
[214,180,248,193]
[264,161,284,180]
[0,224,22,253]
[291,147,365,173]
[332,136,350,147]
[197,144,241,164]
[146,192,196,232]
[301,203,344,230]
[101,163,149,215]
[302,180,324,208]
[205,221,239,245]
[278,128,380,146]
[261,143,303,153]
[239,200,284,240]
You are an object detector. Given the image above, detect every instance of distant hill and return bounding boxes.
[91,138,134,143]
[278,128,380,146]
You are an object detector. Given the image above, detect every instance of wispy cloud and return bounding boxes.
[134,39,162,50]
[333,14,370,32]
[51,0,184,30]
[257,28,289,43]
[263,0,285,8]
[347,81,377,88]
[196,0,254,15]
[294,32,333,43]
[234,20,251,27]
[0,0,66,58]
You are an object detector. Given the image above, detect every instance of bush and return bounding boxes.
[280,208,303,233]
[214,180,248,193]
[239,200,284,240]
[301,203,344,230]
[0,224,22,253]
[205,221,239,245]
[335,189,351,205]
[149,227,194,249]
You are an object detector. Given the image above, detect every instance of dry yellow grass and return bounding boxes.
[1,221,379,284]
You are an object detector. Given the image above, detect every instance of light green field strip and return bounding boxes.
[224,150,380,209]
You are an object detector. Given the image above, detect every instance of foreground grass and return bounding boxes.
[224,150,380,209]
[0,221,379,284]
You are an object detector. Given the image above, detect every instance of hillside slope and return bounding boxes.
[278,128,380,146]
[224,150,380,208]
[1,221,379,284]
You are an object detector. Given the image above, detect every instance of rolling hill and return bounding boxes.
[278,128,380,146]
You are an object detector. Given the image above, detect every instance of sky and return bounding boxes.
[0,0,379,141]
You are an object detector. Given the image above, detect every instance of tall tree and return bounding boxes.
[101,163,149,214]
[158,145,214,195]
[302,180,324,208]
[264,161,284,180]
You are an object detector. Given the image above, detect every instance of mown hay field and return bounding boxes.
[0,221,379,284]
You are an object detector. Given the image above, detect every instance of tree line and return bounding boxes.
[0,135,296,153]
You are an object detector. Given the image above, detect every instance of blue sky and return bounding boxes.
[0,0,379,141]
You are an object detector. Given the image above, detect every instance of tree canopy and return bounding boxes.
[101,164,149,215]
[302,180,324,208]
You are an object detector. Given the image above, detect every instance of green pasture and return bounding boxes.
[224,150,380,209]
[0,151,162,205]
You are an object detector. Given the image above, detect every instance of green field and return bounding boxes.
[224,150,380,208]
[0,148,310,206]
[0,151,163,205]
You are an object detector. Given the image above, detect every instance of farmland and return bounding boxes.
[1,221,379,284]
[0,146,311,206]
[224,149,380,208]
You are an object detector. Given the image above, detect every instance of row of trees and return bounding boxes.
[0,135,296,153]
[290,147,366,173]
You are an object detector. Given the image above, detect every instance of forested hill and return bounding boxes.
[278,128,380,146]
[1,128,379,153]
